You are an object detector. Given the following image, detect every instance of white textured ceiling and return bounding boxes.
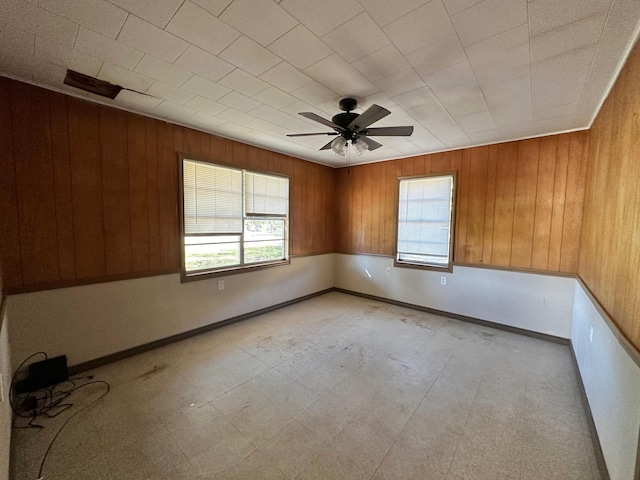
[1,0,639,167]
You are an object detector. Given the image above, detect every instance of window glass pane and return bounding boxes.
[244,240,285,264]
[243,218,285,264]
[244,219,285,240]
[397,175,454,268]
[184,235,240,271]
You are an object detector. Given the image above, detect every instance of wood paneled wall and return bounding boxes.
[579,41,640,350]
[336,131,589,273]
[0,78,335,293]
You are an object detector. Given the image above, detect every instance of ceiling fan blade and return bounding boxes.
[320,139,334,150]
[299,112,342,130]
[287,132,338,137]
[347,104,390,131]
[358,136,383,151]
[364,126,414,136]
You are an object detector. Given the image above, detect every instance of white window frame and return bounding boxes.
[394,172,456,272]
[179,155,290,281]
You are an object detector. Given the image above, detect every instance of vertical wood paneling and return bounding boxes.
[68,99,106,279]
[362,164,374,253]
[579,40,640,350]
[383,162,395,255]
[353,166,364,252]
[455,149,471,263]
[1,78,336,291]
[548,134,570,270]
[305,162,316,253]
[99,107,132,275]
[0,79,22,285]
[510,139,540,268]
[336,169,349,252]
[290,160,303,255]
[146,119,161,270]
[531,136,557,270]
[372,162,383,255]
[158,123,178,270]
[128,114,150,272]
[50,93,76,280]
[482,145,498,265]
[11,82,59,285]
[209,135,226,161]
[465,147,488,264]
[560,132,588,272]
[184,128,202,157]
[488,142,518,265]
[335,135,586,274]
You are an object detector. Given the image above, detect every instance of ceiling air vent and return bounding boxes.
[63,69,123,99]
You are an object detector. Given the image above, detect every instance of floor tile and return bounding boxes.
[448,412,523,480]
[372,440,449,480]
[13,292,603,480]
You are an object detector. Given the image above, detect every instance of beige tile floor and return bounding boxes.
[11,292,603,480]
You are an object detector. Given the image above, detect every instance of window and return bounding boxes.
[396,173,455,270]
[181,157,289,278]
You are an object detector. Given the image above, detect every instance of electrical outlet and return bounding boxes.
[386,267,392,276]
[440,276,447,286]
[218,280,224,291]
[589,325,594,343]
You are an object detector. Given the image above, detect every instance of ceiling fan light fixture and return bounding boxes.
[353,138,369,155]
[331,136,347,157]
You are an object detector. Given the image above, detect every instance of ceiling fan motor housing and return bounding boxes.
[331,112,359,131]
[338,97,358,112]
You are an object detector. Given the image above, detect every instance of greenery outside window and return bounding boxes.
[181,157,289,279]
[395,173,455,271]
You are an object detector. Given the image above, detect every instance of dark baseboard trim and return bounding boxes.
[68,287,334,375]
[334,287,569,345]
[568,342,611,480]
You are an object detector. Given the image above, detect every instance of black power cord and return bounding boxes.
[9,352,111,479]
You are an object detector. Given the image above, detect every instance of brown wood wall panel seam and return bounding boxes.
[50,93,77,280]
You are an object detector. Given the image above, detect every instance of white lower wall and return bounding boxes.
[334,254,575,338]
[0,311,11,480]
[7,254,335,369]
[572,282,640,480]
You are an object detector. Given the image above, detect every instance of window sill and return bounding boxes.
[180,259,290,283]
[394,260,453,273]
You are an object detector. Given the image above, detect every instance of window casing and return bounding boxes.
[395,173,455,271]
[180,157,289,279]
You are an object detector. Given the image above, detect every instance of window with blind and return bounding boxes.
[396,173,455,270]
[181,158,289,277]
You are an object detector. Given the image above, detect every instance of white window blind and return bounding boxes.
[183,160,243,234]
[244,172,289,216]
[397,175,454,266]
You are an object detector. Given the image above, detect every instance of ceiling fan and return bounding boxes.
[287,98,414,157]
